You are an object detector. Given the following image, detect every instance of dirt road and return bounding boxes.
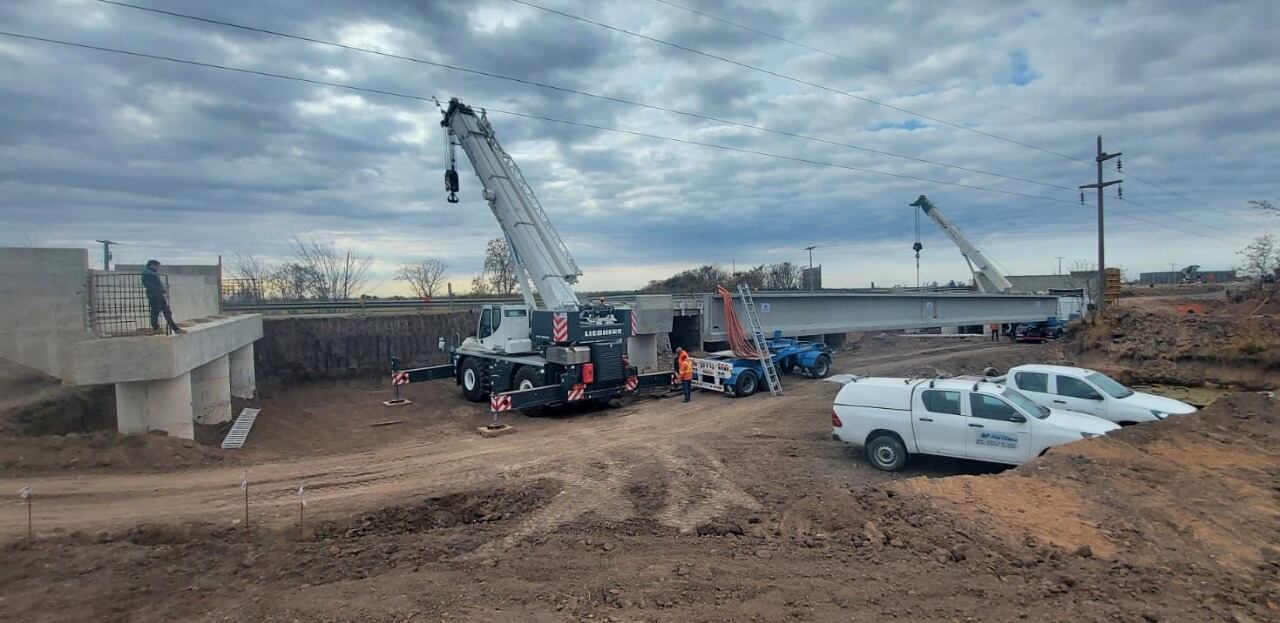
[0,339,1029,537]
[4,335,1274,622]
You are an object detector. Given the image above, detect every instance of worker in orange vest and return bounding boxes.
[678,352,694,402]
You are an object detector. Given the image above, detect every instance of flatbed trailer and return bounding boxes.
[691,336,833,397]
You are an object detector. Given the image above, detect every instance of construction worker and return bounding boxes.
[989,323,1000,342]
[142,260,185,335]
[678,351,694,402]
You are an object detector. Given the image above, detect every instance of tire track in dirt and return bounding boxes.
[0,343,1022,538]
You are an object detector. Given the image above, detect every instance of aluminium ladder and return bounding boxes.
[736,284,783,396]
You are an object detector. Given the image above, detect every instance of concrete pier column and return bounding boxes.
[627,335,658,373]
[115,373,194,439]
[190,355,232,426]
[229,343,256,399]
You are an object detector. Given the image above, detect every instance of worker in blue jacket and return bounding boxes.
[142,260,185,334]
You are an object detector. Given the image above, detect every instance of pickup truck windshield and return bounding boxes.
[1002,387,1050,419]
[1086,372,1134,398]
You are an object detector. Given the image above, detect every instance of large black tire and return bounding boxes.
[512,366,547,416]
[512,366,544,391]
[459,358,487,403]
[809,354,832,379]
[734,370,759,398]
[865,434,908,472]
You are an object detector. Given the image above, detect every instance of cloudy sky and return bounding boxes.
[1,0,1276,294]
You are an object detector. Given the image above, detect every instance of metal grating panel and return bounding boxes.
[221,408,260,449]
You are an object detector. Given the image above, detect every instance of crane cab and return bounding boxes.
[466,304,535,354]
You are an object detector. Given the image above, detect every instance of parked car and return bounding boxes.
[831,376,1119,472]
[1014,321,1063,343]
[1003,364,1196,425]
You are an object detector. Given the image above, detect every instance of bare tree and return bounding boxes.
[480,238,518,295]
[763,262,803,290]
[229,250,277,299]
[273,262,317,301]
[469,273,491,296]
[395,258,449,298]
[289,235,374,300]
[1238,234,1277,280]
[1249,199,1277,217]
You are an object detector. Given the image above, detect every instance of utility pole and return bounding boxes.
[95,239,119,271]
[1079,136,1121,314]
[1055,256,1064,275]
[802,245,818,291]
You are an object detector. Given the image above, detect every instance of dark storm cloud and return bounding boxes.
[0,0,1274,290]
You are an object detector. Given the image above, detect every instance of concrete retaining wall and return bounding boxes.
[0,247,92,379]
[256,311,476,383]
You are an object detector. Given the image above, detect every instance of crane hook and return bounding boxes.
[444,168,460,204]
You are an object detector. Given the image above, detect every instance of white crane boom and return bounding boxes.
[442,98,582,310]
[910,195,1013,294]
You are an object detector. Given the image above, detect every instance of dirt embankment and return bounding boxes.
[1068,290,1280,389]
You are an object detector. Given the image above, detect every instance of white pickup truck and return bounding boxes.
[1003,364,1196,425]
[832,377,1118,471]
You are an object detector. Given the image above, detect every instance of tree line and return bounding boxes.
[640,262,805,293]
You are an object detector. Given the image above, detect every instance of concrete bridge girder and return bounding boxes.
[695,292,1058,343]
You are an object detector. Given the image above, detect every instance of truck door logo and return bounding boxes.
[975,431,1018,449]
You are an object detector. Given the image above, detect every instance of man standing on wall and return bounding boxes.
[142,259,185,335]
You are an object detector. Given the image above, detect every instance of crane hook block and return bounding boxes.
[447,192,459,204]
[444,168,460,193]
[912,241,923,253]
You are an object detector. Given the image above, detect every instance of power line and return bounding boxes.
[647,0,1087,133]
[93,0,1075,193]
[508,0,1091,165]
[0,30,1241,247]
[0,30,1083,208]
[541,0,1242,237]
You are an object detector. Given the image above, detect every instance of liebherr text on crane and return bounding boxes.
[391,98,671,413]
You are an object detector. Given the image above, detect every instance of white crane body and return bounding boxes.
[392,99,670,412]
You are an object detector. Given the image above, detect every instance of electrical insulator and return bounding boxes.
[1118,185,1123,198]
[1079,191,1085,204]
[1116,157,1122,171]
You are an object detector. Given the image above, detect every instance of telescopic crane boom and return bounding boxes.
[910,195,1013,294]
[441,98,581,310]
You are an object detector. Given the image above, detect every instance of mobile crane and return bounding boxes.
[392,98,671,412]
[909,195,1013,294]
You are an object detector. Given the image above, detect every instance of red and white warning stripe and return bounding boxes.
[629,310,638,336]
[625,376,638,391]
[567,384,586,401]
[552,312,569,342]
[490,394,512,412]
[391,371,410,386]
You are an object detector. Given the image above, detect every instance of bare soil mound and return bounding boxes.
[1068,305,1280,389]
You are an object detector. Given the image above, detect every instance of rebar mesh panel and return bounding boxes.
[88,272,169,338]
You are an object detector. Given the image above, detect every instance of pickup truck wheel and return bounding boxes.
[866,435,908,472]
[460,358,487,403]
[810,354,832,379]
[734,370,759,397]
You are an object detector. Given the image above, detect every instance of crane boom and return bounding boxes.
[442,98,582,310]
[910,195,1013,294]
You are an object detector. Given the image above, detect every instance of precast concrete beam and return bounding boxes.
[190,355,231,425]
[229,343,256,399]
[699,292,1058,342]
[115,373,194,439]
